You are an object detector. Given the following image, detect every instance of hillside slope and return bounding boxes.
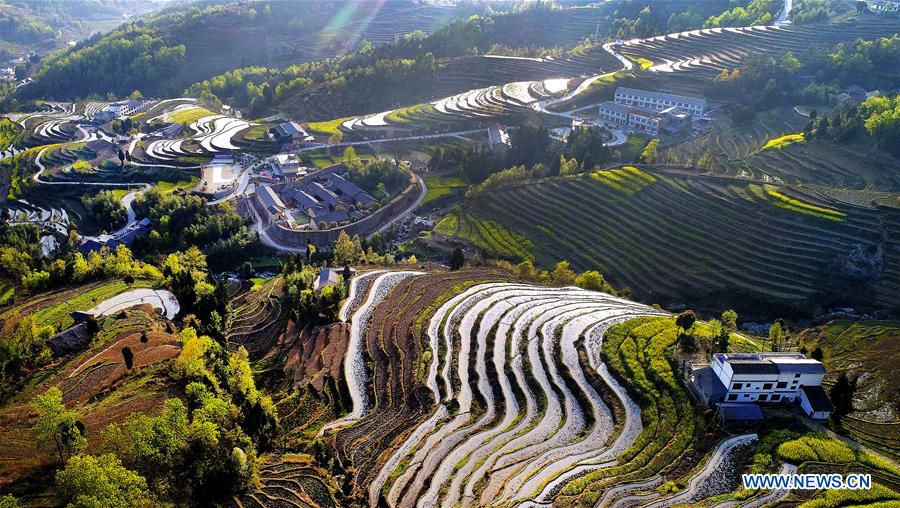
[436,169,898,316]
[15,0,468,100]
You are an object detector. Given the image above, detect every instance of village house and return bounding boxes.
[487,124,511,154]
[272,153,310,178]
[614,87,707,119]
[274,121,314,144]
[78,218,152,255]
[690,352,832,420]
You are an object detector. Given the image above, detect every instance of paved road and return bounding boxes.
[375,173,427,235]
[297,129,489,153]
[31,147,151,238]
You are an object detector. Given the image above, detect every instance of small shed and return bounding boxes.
[800,385,833,420]
[314,267,356,291]
[716,403,763,427]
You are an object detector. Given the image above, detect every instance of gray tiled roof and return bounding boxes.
[616,87,707,108]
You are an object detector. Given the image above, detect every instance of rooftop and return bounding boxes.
[718,403,763,421]
[801,385,833,412]
[714,353,826,376]
[616,86,707,108]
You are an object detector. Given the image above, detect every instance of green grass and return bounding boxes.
[307,117,352,137]
[71,160,94,174]
[250,277,272,291]
[434,212,534,262]
[166,107,215,125]
[157,176,199,194]
[422,176,467,205]
[0,283,14,305]
[244,124,270,140]
[760,133,805,151]
[766,188,847,221]
[32,280,154,332]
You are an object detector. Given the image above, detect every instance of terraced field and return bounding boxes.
[327,15,900,139]
[436,170,898,312]
[617,18,900,97]
[307,270,828,507]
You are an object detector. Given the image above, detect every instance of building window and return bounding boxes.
[732,383,741,390]
[776,381,787,389]
[759,394,768,401]
[771,394,781,401]
[763,383,773,390]
[794,373,801,378]
[727,394,738,401]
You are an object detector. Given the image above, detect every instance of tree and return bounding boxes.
[719,309,737,352]
[575,270,614,294]
[118,149,126,169]
[830,372,856,418]
[811,346,824,361]
[675,310,697,335]
[449,247,464,271]
[332,230,356,265]
[0,495,18,508]
[768,321,783,352]
[334,230,356,265]
[640,138,659,163]
[407,254,418,265]
[515,260,538,281]
[122,347,134,370]
[241,262,254,278]
[721,309,737,334]
[551,261,577,286]
[31,387,85,464]
[139,331,148,344]
[56,454,149,508]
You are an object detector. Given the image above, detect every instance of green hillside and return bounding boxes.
[437,169,898,315]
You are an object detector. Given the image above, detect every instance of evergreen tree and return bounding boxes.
[449,247,464,271]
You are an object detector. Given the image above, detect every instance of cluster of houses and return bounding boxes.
[596,87,706,136]
[690,352,833,425]
[1,56,27,82]
[255,164,377,230]
[866,0,899,13]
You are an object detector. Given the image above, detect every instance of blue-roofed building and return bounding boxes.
[274,122,314,143]
[692,352,831,422]
[800,385,833,420]
[717,403,763,425]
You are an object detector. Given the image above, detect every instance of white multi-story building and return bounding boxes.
[598,101,692,136]
[692,352,832,420]
[712,352,825,403]
[614,87,707,119]
[105,100,147,118]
